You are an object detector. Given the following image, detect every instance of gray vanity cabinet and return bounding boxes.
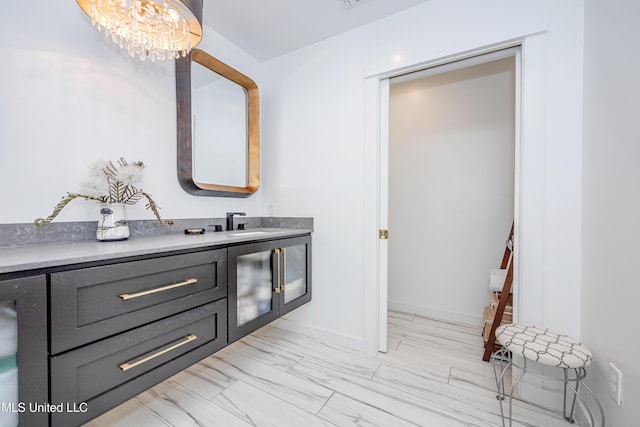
[0,230,311,426]
[228,235,311,342]
[48,250,228,427]
[0,276,48,427]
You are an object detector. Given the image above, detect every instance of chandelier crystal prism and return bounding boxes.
[76,0,203,61]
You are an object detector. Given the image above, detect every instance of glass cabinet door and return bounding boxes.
[228,236,311,343]
[280,236,312,315]
[0,300,18,427]
[228,241,279,343]
[0,276,47,427]
[283,245,307,304]
[236,250,274,326]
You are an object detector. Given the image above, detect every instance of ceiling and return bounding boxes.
[201,0,431,62]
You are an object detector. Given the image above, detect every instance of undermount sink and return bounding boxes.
[228,231,269,236]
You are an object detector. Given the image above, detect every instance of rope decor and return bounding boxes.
[495,324,593,369]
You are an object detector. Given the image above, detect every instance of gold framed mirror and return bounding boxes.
[176,49,260,197]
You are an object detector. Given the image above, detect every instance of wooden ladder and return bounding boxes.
[482,223,514,362]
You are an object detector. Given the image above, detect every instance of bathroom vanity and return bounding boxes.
[0,227,311,426]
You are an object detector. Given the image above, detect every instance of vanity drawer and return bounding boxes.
[51,249,227,354]
[50,299,227,427]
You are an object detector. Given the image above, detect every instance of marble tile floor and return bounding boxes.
[86,312,574,427]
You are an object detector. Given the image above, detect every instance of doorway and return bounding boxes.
[377,48,521,352]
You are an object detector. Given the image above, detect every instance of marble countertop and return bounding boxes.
[0,228,312,274]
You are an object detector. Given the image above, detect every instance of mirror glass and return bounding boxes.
[176,49,260,197]
[191,62,248,187]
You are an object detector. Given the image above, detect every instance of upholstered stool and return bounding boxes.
[492,324,605,426]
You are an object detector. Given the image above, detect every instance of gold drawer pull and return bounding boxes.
[119,334,197,372]
[274,249,281,293]
[119,278,198,300]
[282,248,287,291]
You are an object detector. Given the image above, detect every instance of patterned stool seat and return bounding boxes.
[495,324,592,369]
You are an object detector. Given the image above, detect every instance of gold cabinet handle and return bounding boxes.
[119,278,198,300]
[274,249,281,293]
[119,334,197,372]
[282,247,287,291]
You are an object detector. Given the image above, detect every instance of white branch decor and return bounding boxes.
[34,158,173,226]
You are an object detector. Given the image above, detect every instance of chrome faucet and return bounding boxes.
[226,212,246,231]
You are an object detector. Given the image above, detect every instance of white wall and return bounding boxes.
[582,0,640,424]
[263,0,584,354]
[388,58,515,325]
[0,1,264,225]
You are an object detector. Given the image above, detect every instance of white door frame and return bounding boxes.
[374,45,524,353]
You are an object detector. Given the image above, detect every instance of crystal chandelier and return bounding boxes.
[76,0,203,61]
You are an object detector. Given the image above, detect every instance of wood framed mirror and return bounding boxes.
[176,49,260,197]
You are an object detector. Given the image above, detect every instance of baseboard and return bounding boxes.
[272,316,369,353]
[388,301,483,326]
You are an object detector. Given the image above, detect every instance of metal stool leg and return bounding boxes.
[493,347,529,427]
[493,347,509,400]
[580,378,606,427]
[563,367,606,427]
[563,368,580,423]
[507,358,528,427]
[492,347,511,427]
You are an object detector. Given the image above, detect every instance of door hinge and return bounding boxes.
[379,229,389,240]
